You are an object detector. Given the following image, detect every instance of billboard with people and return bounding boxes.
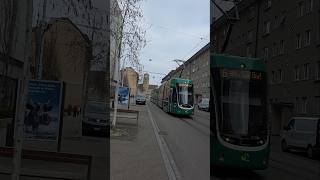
[118,86,129,105]
[24,80,63,141]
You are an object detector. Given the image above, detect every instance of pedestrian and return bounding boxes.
[73,105,77,117]
[77,105,81,117]
[68,105,72,116]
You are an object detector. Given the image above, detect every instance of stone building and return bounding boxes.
[211,0,320,135]
[142,73,150,92]
[32,17,91,109]
[162,43,210,103]
[121,67,139,97]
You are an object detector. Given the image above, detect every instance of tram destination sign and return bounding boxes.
[221,69,263,80]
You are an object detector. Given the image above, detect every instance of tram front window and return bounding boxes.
[219,70,267,145]
[177,84,193,108]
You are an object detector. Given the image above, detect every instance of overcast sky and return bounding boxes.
[138,0,210,85]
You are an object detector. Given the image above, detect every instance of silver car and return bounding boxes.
[82,101,108,136]
[198,98,209,111]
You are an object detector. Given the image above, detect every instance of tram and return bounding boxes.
[210,54,270,170]
[151,78,194,116]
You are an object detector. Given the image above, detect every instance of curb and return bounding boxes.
[147,104,181,180]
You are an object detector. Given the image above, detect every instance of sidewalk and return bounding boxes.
[110,104,168,180]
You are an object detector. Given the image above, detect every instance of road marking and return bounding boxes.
[147,104,181,180]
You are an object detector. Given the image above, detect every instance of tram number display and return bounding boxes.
[221,69,262,80]
[177,83,192,87]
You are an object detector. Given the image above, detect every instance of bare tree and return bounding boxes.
[110,0,147,127]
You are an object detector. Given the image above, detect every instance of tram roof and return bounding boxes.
[210,54,266,71]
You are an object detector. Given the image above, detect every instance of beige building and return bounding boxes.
[32,18,90,109]
[121,67,139,97]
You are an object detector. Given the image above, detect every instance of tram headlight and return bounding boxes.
[262,160,266,165]
[219,154,224,162]
[258,140,264,145]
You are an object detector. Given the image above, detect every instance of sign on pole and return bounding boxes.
[24,80,63,141]
[117,87,129,105]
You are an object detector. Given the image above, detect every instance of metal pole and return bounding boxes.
[11,0,32,179]
[37,0,47,79]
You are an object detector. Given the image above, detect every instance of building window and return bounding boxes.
[248,6,255,20]
[302,97,307,114]
[272,71,276,83]
[246,45,252,57]
[279,40,285,55]
[247,30,253,42]
[263,47,269,61]
[274,15,279,29]
[264,21,271,35]
[265,0,272,9]
[272,42,277,57]
[316,61,320,80]
[278,69,283,83]
[296,33,302,49]
[315,96,320,114]
[297,2,304,17]
[294,65,300,81]
[295,97,300,113]
[306,0,313,13]
[303,63,309,80]
[305,30,311,46]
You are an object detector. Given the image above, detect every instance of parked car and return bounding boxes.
[198,98,209,111]
[82,101,108,137]
[281,117,320,158]
[136,94,146,105]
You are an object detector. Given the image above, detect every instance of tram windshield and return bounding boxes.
[219,69,267,141]
[176,83,193,108]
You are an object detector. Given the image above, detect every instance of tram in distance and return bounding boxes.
[151,78,194,116]
[210,54,270,170]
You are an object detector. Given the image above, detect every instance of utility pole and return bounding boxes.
[11,0,32,179]
[173,59,186,78]
[36,0,47,79]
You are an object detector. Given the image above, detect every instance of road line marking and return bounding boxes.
[147,104,181,180]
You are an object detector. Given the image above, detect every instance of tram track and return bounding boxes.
[178,116,210,137]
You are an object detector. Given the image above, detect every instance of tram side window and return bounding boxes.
[172,88,177,103]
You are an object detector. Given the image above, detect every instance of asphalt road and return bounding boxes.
[147,102,320,180]
[148,102,210,180]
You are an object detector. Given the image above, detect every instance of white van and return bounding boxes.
[281,117,320,158]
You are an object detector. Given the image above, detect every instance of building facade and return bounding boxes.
[121,67,139,97]
[162,43,210,103]
[32,18,91,109]
[212,0,320,135]
[142,73,149,92]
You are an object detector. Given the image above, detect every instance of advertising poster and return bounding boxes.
[24,80,63,141]
[118,87,129,105]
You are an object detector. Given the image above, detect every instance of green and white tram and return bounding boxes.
[152,78,194,116]
[210,54,270,170]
